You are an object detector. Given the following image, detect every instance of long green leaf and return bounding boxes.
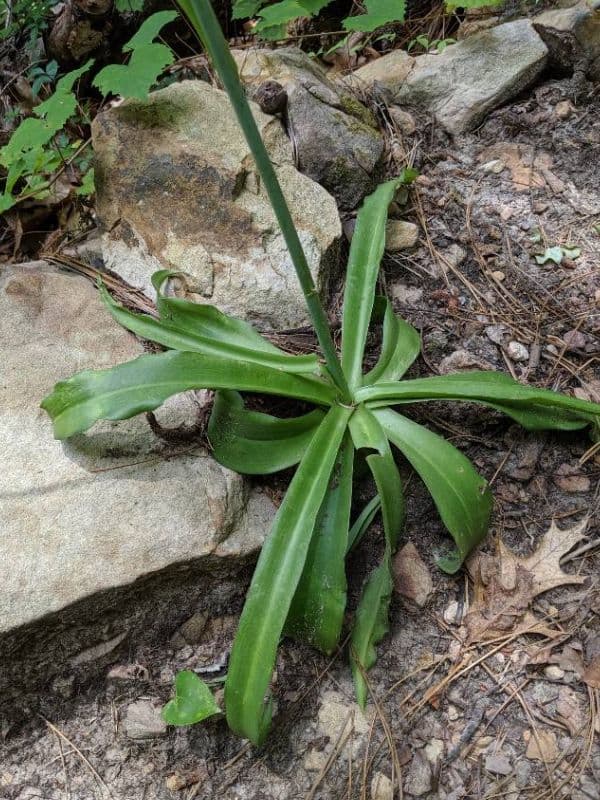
[349,406,404,706]
[374,408,492,573]
[225,405,352,744]
[41,350,336,439]
[347,495,381,553]
[363,296,420,384]
[152,271,296,357]
[285,434,354,653]
[100,282,320,375]
[357,372,600,431]
[350,551,393,709]
[208,390,324,474]
[174,0,350,399]
[340,180,399,389]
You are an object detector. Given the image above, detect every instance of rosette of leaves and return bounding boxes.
[42,0,600,745]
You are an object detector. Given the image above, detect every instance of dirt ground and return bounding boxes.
[2,54,600,800]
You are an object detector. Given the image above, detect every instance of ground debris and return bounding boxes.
[463,519,589,642]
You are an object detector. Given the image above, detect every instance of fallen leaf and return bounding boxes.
[524,728,558,762]
[393,542,433,607]
[582,655,600,689]
[464,520,588,642]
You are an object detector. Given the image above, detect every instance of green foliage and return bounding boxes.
[0,12,176,211]
[344,0,406,32]
[0,61,92,211]
[446,0,502,10]
[115,0,146,10]
[0,0,58,45]
[93,10,178,99]
[41,0,600,746]
[29,59,59,97]
[162,671,221,725]
[408,34,456,53]
[231,0,501,40]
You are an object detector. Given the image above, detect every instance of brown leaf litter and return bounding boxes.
[463,518,589,643]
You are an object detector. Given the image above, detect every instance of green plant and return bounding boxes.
[41,0,600,745]
[29,59,59,97]
[231,0,501,40]
[407,34,456,53]
[0,11,176,211]
[0,0,58,45]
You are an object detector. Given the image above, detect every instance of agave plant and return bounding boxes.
[42,0,600,745]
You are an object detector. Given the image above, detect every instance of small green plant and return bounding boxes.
[407,34,456,53]
[0,0,58,45]
[41,0,600,745]
[29,59,59,97]
[0,11,177,211]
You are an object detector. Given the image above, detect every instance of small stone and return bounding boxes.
[252,80,287,114]
[485,754,512,776]
[554,463,590,493]
[482,159,506,174]
[425,738,444,765]
[555,100,573,119]
[563,329,586,351]
[443,601,462,625]
[492,270,506,281]
[123,699,167,740]
[385,220,419,251]
[392,283,423,305]
[405,751,433,797]
[371,771,394,800]
[392,542,433,606]
[545,665,565,680]
[515,760,532,788]
[447,705,460,721]
[507,340,529,362]
[499,205,514,221]
[389,106,417,135]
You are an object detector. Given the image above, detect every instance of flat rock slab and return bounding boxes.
[93,79,341,330]
[394,20,548,135]
[0,261,275,639]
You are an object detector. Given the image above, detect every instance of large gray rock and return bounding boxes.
[394,20,548,135]
[233,47,384,209]
[93,80,341,331]
[343,49,415,93]
[534,0,600,79]
[0,261,275,638]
